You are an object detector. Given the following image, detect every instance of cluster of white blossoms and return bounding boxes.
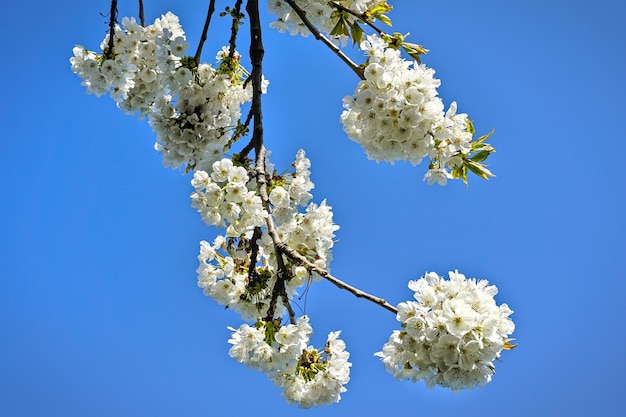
[70,13,187,115]
[375,270,515,392]
[71,13,265,171]
[341,34,474,186]
[228,316,351,408]
[194,150,339,320]
[192,152,346,406]
[149,49,266,171]
[268,0,379,42]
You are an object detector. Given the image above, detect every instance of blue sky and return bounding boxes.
[2,1,625,416]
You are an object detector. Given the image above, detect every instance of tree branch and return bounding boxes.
[282,0,364,80]
[277,242,398,315]
[104,0,118,59]
[227,0,244,62]
[138,0,145,27]
[247,0,296,324]
[194,0,217,66]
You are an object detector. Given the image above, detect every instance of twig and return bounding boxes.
[283,0,364,80]
[246,0,264,156]
[104,0,118,58]
[246,226,263,286]
[194,0,217,66]
[234,109,255,158]
[138,0,145,27]
[227,0,245,62]
[277,242,399,315]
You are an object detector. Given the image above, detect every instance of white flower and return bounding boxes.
[273,328,351,408]
[340,34,477,185]
[423,168,451,186]
[376,270,514,391]
[268,0,380,44]
[269,186,290,208]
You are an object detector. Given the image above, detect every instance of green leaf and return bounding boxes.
[465,160,495,180]
[350,21,364,45]
[377,14,392,26]
[466,119,475,136]
[470,150,493,163]
[471,142,495,153]
[330,17,349,37]
[365,1,393,25]
[400,42,429,63]
[451,165,469,188]
[476,127,495,144]
[369,1,393,16]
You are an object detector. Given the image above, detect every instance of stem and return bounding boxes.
[278,242,399,315]
[283,0,364,79]
[194,0,217,66]
[227,0,244,61]
[234,109,255,158]
[246,0,264,156]
[105,0,118,58]
[138,0,145,27]
[246,226,263,287]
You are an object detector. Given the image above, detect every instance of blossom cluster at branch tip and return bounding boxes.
[375,270,515,392]
[70,13,268,172]
[268,0,381,43]
[341,34,477,186]
[194,150,339,320]
[228,316,351,408]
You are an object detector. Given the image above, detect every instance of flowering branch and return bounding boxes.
[194,0,217,65]
[247,0,296,324]
[70,0,515,406]
[282,0,364,79]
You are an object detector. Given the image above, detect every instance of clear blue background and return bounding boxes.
[2,1,625,416]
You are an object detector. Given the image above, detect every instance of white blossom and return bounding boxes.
[340,34,475,185]
[375,270,515,392]
[194,151,339,320]
[268,0,380,45]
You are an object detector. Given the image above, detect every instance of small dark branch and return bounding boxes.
[138,0,145,27]
[283,0,364,79]
[227,0,245,61]
[234,109,255,158]
[195,0,218,66]
[246,0,265,155]
[264,266,292,322]
[330,1,386,36]
[277,242,399,315]
[104,0,118,59]
[265,292,279,322]
[281,293,296,325]
[246,227,263,286]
